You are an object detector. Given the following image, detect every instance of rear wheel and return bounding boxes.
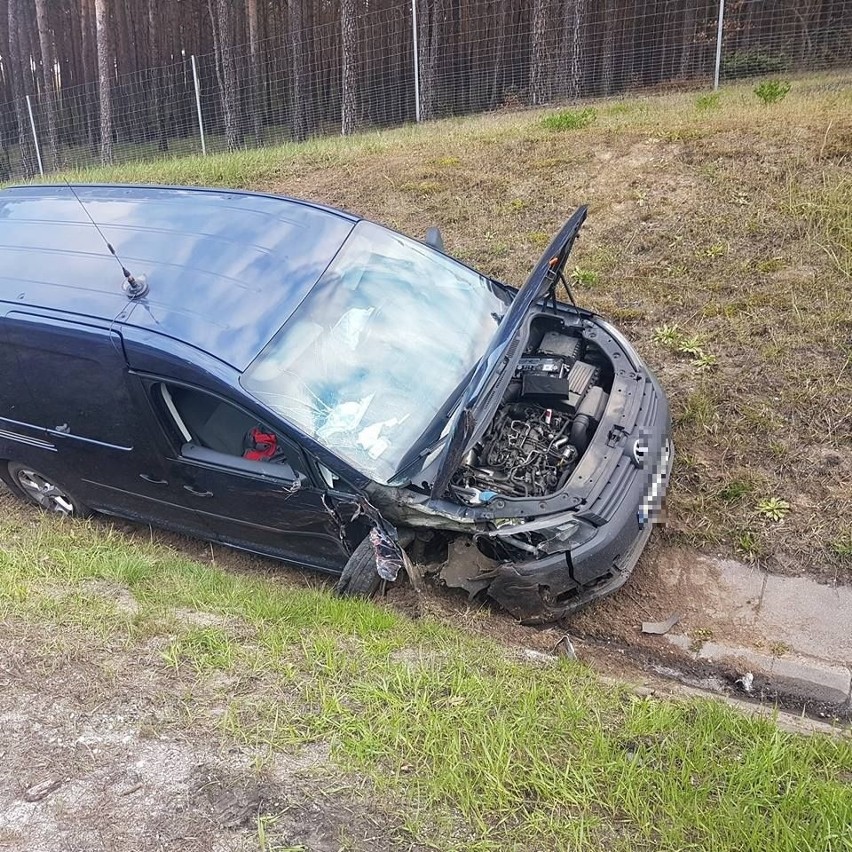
[6,463,90,518]
[335,536,382,598]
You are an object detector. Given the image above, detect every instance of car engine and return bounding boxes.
[451,328,610,502]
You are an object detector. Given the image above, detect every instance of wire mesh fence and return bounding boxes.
[1,0,850,181]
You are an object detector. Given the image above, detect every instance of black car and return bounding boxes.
[0,184,672,623]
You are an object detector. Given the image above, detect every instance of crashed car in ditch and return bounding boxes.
[0,184,671,623]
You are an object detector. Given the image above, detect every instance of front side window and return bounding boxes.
[240,221,510,484]
[159,384,297,473]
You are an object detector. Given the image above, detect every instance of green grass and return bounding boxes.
[1,509,850,851]
[541,107,597,131]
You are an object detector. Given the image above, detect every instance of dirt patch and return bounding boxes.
[569,537,766,648]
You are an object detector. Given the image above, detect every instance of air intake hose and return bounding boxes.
[570,386,608,454]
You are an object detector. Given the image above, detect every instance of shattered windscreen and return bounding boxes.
[240,221,510,484]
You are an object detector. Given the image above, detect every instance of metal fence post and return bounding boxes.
[411,0,421,122]
[713,0,726,90]
[191,55,207,156]
[25,96,45,177]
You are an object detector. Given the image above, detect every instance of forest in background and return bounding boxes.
[1,0,850,177]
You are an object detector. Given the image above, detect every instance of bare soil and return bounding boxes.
[0,615,422,852]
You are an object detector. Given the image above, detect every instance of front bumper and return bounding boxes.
[483,437,673,624]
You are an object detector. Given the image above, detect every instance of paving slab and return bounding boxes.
[652,557,852,715]
[770,655,852,706]
[755,573,852,662]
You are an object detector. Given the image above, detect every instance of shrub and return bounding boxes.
[721,50,788,79]
[695,92,721,112]
[754,80,792,105]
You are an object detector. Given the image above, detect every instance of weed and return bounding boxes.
[718,479,754,503]
[676,333,706,357]
[754,80,792,105]
[651,323,682,347]
[756,257,785,274]
[691,352,718,372]
[702,242,728,258]
[399,179,444,195]
[541,107,596,131]
[606,102,632,116]
[735,529,763,560]
[689,626,714,652]
[571,265,599,286]
[696,93,721,112]
[830,531,852,559]
[756,497,791,522]
[652,324,718,371]
[770,642,790,657]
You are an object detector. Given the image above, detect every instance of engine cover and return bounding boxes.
[453,404,578,498]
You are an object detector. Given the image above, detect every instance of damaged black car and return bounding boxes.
[0,185,672,623]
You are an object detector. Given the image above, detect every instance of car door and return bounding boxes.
[148,380,350,572]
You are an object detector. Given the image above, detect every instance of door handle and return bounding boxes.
[183,484,213,498]
[139,474,168,485]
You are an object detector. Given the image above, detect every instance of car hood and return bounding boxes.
[429,206,588,499]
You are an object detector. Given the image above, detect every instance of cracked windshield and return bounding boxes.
[241,221,510,483]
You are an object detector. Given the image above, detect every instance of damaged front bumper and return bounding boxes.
[452,438,673,623]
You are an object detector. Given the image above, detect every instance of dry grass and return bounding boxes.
[32,72,852,580]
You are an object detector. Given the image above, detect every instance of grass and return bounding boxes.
[1,506,850,851]
[541,107,597,131]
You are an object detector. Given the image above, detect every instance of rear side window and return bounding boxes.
[0,313,133,446]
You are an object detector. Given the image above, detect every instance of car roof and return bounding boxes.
[0,184,357,370]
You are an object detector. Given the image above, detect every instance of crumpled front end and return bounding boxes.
[429,312,674,623]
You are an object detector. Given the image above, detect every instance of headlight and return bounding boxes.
[489,512,597,556]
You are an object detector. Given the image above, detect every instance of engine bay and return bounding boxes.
[451,318,612,503]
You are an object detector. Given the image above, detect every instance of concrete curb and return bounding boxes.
[670,635,852,719]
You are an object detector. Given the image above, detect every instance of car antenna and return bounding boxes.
[64,181,148,299]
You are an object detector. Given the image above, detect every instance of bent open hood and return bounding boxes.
[429,206,588,499]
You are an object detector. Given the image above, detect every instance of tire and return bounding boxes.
[335,535,382,598]
[6,463,91,518]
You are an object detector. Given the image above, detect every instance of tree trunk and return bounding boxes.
[7,0,35,177]
[34,0,61,169]
[208,0,242,151]
[246,0,262,144]
[94,0,113,165]
[420,0,445,120]
[147,0,168,152]
[489,0,509,108]
[679,0,698,78]
[600,0,618,95]
[288,0,310,141]
[340,0,358,135]
[530,0,549,105]
[569,0,586,98]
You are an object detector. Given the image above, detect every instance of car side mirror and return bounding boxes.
[425,227,445,252]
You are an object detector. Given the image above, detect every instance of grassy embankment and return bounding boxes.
[37,74,852,579]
